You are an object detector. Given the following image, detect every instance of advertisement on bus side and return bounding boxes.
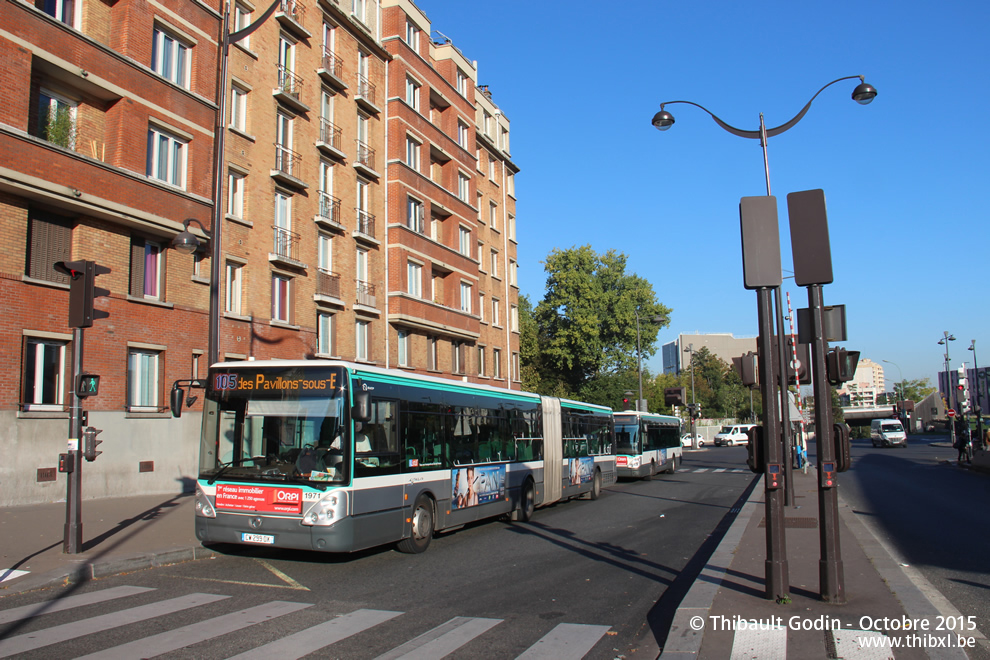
[452,465,505,509]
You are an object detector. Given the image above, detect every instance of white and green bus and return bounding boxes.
[612,411,682,479]
[177,360,616,554]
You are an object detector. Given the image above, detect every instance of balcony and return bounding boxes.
[316,118,345,160]
[274,65,309,113]
[269,226,306,268]
[318,48,347,90]
[315,268,343,305]
[275,0,311,38]
[271,143,307,189]
[356,280,377,309]
[314,191,343,231]
[354,139,379,179]
[354,209,378,245]
[355,75,380,114]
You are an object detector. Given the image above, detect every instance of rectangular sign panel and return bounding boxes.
[451,465,506,509]
[215,484,303,514]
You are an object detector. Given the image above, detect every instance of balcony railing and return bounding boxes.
[322,48,343,79]
[355,139,375,171]
[279,0,304,20]
[317,268,341,298]
[356,74,376,105]
[320,118,342,151]
[274,143,301,178]
[356,279,376,308]
[355,209,375,238]
[276,65,303,100]
[272,225,300,261]
[317,191,341,225]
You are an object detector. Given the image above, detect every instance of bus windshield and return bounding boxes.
[614,422,640,455]
[201,366,350,485]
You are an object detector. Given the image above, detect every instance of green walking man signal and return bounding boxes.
[76,373,100,398]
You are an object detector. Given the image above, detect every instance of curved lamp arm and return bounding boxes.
[653,76,876,139]
[172,218,212,254]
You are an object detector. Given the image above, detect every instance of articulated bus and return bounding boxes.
[612,411,682,479]
[178,360,616,554]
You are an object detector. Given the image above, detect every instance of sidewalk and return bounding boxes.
[661,465,980,659]
[0,492,214,594]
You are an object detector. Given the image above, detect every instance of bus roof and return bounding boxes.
[613,410,681,424]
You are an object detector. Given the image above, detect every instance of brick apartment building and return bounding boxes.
[0,0,519,506]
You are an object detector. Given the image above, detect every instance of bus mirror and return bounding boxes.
[170,386,185,418]
[352,388,371,422]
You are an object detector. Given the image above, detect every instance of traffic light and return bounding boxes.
[732,352,759,386]
[694,404,702,419]
[622,392,634,410]
[664,387,686,406]
[54,260,111,328]
[825,348,860,385]
[76,373,100,398]
[82,426,103,462]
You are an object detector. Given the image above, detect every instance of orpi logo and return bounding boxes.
[274,489,301,503]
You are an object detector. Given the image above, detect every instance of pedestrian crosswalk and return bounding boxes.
[685,467,751,473]
[0,585,612,659]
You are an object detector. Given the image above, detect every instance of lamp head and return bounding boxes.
[651,108,675,131]
[171,218,206,254]
[852,80,878,105]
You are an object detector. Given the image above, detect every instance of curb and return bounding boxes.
[0,545,216,596]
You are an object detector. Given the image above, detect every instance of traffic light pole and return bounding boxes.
[808,283,843,602]
[64,327,84,554]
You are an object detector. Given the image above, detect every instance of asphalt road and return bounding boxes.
[0,450,758,659]
[834,435,990,660]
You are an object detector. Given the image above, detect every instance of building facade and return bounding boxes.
[1,0,520,506]
[837,358,884,407]
[663,333,758,374]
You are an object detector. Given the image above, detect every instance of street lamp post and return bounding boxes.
[651,76,877,604]
[882,359,903,405]
[939,332,956,448]
[635,311,666,412]
[969,340,983,449]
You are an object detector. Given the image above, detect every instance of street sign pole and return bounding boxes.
[64,327,84,554]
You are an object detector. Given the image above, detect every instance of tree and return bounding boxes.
[531,245,670,398]
[895,377,937,404]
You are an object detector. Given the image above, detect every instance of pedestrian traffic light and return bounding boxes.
[82,426,103,462]
[54,260,111,328]
[732,352,759,386]
[76,373,100,398]
[825,348,860,385]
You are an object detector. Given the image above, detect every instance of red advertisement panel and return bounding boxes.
[215,484,302,514]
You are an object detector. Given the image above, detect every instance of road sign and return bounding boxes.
[948,410,956,418]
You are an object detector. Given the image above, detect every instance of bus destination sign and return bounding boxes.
[211,370,339,396]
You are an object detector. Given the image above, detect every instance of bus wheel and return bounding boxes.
[589,469,602,500]
[397,494,434,554]
[644,461,655,481]
[667,456,677,474]
[516,480,536,522]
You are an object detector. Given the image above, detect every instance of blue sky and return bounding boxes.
[419,1,990,388]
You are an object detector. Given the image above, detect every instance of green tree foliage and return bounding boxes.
[895,377,937,403]
[684,347,758,419]
[529,245,670,400]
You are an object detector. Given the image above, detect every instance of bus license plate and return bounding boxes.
[241,533,274,544]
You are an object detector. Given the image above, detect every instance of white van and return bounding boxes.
[714,424,757,447]
[871,419,907,448]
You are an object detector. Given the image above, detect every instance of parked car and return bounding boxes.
[681,433,705,447]
[713,424,757,447]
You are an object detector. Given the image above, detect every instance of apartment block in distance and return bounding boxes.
[0,0,222,505]
[382,0,520,388]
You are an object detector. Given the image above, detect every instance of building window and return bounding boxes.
[27,211,71,283]
[493,348,502,379]
[230,84,248,132]
[407,261,422,297]
[356,319,370,361]
[352,0,366,23]
[431,215,441,242]
[457,120,469,148]
[478,291,485,322]
[23,337,67,410]
[428,336,438,371]
[407,197,424,233]
[492,298,501,327]
[452,341,466,375]
[272,274,291,323]
[147,125,186,188]
[489,201,499,230]
[405,135,421,171]
[490,249,499,279]
[128,348,160,411]
[406,20,419,49]
[318,312,334,356]
[488,157,496,181]
[458,226,471,256]
[508,213,516,241]
[456,68,467,96]
[477,346,486,377]
[397,329,410,367]
[152,26,190,88]
[477,241,484,266]
[318,232,333,271]
[507,173,515,197]
[510,304,519,332]
[459,281,472,313]
[512,352,520,382]
[509,259,518,286]
[192,352,201,379]
[228,171,245,218]
[458,172,470,202]
[405,77,421,111]
[225,261,242,315]
[233,2,252,49]
[37,89,76,149]
[130,238,164,300]
[40,0,76,25]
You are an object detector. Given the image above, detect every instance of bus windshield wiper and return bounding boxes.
[208,455,268,485]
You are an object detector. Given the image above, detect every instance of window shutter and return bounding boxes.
[130,238,145,296]
[28,212,71,283]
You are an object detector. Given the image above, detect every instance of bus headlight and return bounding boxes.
[195,483,216,518]
[630,457,641,469]
[301,490,347,527]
